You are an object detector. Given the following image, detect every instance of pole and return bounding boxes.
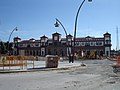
[55,18,71,62]
[7,27,18,55]
[55,18,67,36]
[73,0,86,63]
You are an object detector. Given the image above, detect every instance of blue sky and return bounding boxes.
[0,0,120,50]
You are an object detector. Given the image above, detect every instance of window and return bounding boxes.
[30,50,32,55]
[48,49,51,55]
[68,39,71,41]
[81,42,85,46]
[19,44,23,47]
[41,40,45,42]
[60,49,64,56]
[106,51,109,56]
[48,43,52,45]
[85,42,90,46]
[41,42,45,46]
[27,45,31,47]
[54,36,58,40]
[61,42,66,45]
[54,42,58,46]
[75,42,79,46]
[35,43,39,47]
[105,40,111,44]
[90,42,94,46]
[96,41,103,46]
[68,41,71,45]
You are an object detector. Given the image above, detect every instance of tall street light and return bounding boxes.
[54,18,71,62]
[72,0,92,63]
[54,18,67,36]
[7,27,18,55]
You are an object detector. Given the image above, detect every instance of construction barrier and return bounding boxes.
[0,56,28,70]
[116,56,120,65]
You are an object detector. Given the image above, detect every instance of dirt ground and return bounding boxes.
[57,64,120,90]
[0,59,120,90]
[50,59,120,90]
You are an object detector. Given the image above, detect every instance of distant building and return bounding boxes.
[13,32,112,57]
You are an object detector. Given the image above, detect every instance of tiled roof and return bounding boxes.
[40,35,48,38]
[52,32,61,35]
[14,37,21,40]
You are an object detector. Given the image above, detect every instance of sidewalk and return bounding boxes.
[0,60,81,73]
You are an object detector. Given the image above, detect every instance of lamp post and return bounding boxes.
[7,27,18,55]
[54,18,71,62]
[72,0,92,63]
[54,18,67,36]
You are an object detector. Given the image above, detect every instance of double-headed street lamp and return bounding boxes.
[7,27,18,55]
[72,0,92,63]
[54,18,71,62]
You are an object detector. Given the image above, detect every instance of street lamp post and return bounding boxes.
[54,18,71,62]
[7,27,18,55]
[54,18,67,36]
[72,0,92,63]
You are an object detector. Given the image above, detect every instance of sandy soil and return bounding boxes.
[0,60,120,90]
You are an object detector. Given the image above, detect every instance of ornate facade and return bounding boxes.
[13,32,112,57]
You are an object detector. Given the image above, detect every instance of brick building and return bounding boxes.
[13,32,112,57]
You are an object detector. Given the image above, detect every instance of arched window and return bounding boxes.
[27,45,31,47]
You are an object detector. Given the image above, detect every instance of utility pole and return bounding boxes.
[116,26,119,55]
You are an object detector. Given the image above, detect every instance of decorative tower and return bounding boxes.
[40,35,48,56]
[13,37,21,55]
[52,32,61,55]
[52,32,61,45]
[104,32,111,56]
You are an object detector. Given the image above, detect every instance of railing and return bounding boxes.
[0,56,36,70]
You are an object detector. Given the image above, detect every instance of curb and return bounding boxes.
[0,66,80,74]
